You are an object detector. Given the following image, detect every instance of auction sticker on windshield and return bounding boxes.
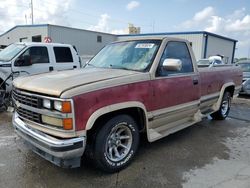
[135,43,155,48]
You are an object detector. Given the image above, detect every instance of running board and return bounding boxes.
[148,119,198,142]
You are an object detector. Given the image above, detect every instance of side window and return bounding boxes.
[20,47,49,64]
[54,47,73,63]
[157,41,193,77]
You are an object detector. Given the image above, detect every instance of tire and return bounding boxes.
[211,91,231,120]
[0,86,7,112]
[93,114,139,173]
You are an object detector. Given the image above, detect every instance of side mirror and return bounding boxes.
[162,58,182,71]
[14,55,32,67]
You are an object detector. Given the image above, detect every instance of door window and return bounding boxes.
[54,47,73,63]
[20,47,49,64]
[157,41,193,76]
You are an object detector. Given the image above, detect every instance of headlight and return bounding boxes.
[54,101,72,113]
[43,99,72,113]
[54,101,62,111]
[43,99,51,109]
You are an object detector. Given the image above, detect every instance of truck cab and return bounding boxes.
[0,42,81,93]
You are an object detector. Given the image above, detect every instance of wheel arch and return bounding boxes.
[85,101,148,132]
[213,82,235,111]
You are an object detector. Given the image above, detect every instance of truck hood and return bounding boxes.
[13,68,141,97]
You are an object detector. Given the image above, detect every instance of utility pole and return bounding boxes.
[31,0,34,24]
[25,14,27,24]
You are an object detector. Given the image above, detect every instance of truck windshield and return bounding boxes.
[88,40,161,71]
[0,44,26,62]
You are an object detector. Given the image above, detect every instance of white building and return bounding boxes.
[118,32,237,64]
[0,24,117,61]
[0,24,237,63]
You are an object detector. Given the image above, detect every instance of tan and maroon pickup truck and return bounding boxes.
[12,37,242,172]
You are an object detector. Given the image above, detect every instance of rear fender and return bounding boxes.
[212,82,235,111]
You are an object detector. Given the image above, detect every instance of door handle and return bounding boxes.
[73,66,77,69]
[49,66,54,71]
[193,79,199,85]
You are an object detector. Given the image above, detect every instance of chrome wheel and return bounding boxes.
[221,97,230,116]
[105,124,133,162]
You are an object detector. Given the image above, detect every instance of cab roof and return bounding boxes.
[14,42,73,47]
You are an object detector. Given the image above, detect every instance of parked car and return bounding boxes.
[197,56,224,67]
[12,37,242,172]
[237,60,250,95]
[0,42,82,109]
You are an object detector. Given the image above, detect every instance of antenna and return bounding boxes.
[25,14,28,24]
[31,0,34,24]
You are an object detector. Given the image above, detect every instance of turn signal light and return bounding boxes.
[63,118,73,130]
[62,101,72,113]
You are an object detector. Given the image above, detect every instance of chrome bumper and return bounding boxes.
[13,112,86,168]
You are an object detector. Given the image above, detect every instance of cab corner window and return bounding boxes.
[54,47,73,63]
[157,41,193,77]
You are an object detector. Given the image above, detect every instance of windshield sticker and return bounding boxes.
[135,43,155,49]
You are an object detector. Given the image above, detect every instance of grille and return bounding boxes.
[13,89,40,108]
[16,107,41,123]
[13,88,42,124]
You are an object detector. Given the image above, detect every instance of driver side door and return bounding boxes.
[150,41,200,131]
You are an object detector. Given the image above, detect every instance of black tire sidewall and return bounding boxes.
[94,115,139,172]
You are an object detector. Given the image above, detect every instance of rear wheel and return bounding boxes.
[93,114,139,173]
[211,91,231,120]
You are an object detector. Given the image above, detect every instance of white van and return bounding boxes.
[0,42,82,93]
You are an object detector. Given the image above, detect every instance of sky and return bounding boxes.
[0,0,249,58]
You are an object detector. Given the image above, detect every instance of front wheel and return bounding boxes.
[93,115,139,173]
[211,91,231,120]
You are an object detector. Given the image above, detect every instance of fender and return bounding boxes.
[85,101,149,131]
[212,82,235,112]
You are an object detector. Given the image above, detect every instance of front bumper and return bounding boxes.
[13,112,86,168]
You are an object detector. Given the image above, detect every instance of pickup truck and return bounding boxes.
[0,42,81,96]
[12,37,242,172]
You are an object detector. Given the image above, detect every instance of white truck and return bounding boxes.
[0,42,82,109]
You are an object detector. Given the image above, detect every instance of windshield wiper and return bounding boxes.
[109,64,133,71]
[86,63,96,68]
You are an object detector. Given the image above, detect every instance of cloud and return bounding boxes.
[193,6,214,21]
[88,14,128,34]
[0,0,72,33]
[111,29,127,34]
[205,16,224,32]
[226,15,250,32]
[180,6,215,28]
[177,7,250,57]
[126,1,140,11]
[88,14,110,32]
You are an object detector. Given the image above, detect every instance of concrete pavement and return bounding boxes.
[0,97,250,188]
